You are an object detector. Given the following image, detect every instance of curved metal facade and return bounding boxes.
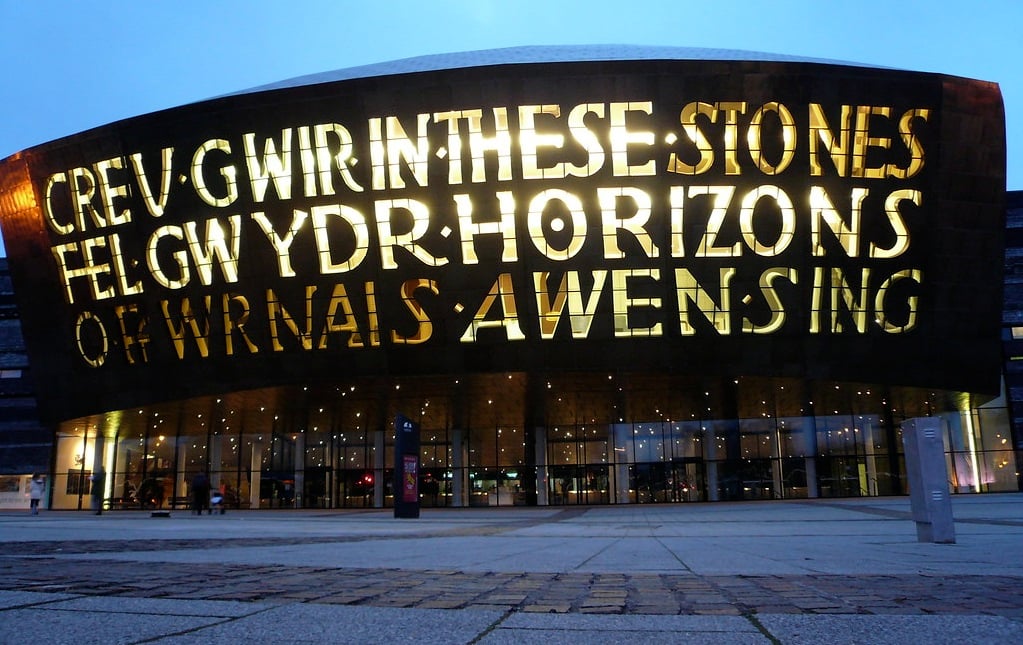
[0,49,1011,509]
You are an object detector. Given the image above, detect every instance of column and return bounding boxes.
[249,442,262,509]
[611,424,631,504]
[209,437,222,491]
[862,419,879,496]
[805,405,821,498]
[373,429,385,508]
[535,426,549,506]
[294,433,305,508]
[91,433,107,511]
[175,444,187,500]
[451,428,465,507]
[704,425,719,502]
[771,424,784,499]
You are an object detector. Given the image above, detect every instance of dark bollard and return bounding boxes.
[393,413,421,519]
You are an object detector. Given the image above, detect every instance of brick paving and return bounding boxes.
[2,540,1022,617]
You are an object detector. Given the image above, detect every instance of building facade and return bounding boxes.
[0,258,51,507]
[0,46,1015,510]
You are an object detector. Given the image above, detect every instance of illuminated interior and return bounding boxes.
[49,373,1017,510]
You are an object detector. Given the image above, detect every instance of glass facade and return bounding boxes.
[48,373,1020,510]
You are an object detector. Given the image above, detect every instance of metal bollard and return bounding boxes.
[901,418,956,544]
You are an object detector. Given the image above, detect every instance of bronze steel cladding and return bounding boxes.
[0,54,1007,424]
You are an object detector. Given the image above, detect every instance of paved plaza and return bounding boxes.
[1,494,1022,643]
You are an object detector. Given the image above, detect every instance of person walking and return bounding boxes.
[29,473,45,515]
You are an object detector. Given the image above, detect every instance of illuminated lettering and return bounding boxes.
[108,233,144,297]
[519,105,566,180]
[876,269,921,333]
[852,106,891,179]
[598,186,657,259]
[129,148,174,218]
[676,267,735,335]
[51,237,115,303]
[244,129,293,202]
[527,189,587,260]
[251,209,308,278]
[369,114,430,190]
[147,225,189,289]
[669,101,715,175]
[375,198,446,269]
[183,215,242,285]
[832,267,871,333]
[310,203,370,273]
[313,123,363,193]
[612,268,662,337]
[742,268,798,334]
[717,102,747,175]
[434,108,513,184]
[810,186,867,257]
[162,296,212,359]
[869,189,917,258]
[223,292,259,355]
[746,102,796,175]
[191,139,238,207]
[268,285,315,351]
[391,278,439,344]
[365,280,381,347]
[114,303,150,365]
[74,310,109,368]
[894,109,930,179]
[809,103,852,176]
[94,157,131,227]
[297,126,317,197]
[43,172,73,235]
[534,270,607,338]
[69,166,106,230]
[739,185,795,256]
[692,186,740,257]
[609,101,655,177]
[460,272,525,342]
[318,283,364,348]
[455,191,518,264]
[566,103,606,177]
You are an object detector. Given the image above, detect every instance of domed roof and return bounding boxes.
[233,44,874,95]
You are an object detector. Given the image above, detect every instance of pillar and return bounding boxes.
[373,429,385,508]
[771,424,784,499]
[862,419,879,496]
[91,433,107,511]
[175,444,187,499]
[451,429,465,507]
[535,426,549,505]
[209,436,222,491]
[249,441,262,509]
[611,424,631,504]
[704,425,719,502]
[294,433,305,508]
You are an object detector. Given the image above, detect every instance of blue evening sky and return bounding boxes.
[1,0,1020,255]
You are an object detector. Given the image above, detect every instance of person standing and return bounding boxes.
[29,473,45,515]
[89,470,106,515]
[191,472,211,515]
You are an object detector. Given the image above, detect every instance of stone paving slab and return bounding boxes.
[3,557,1023,617]
[1,495,1022,643]
[756,614,1023,645]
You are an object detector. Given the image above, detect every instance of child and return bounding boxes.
[29,473,45,515]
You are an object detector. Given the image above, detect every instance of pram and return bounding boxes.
[210,491,226,514]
